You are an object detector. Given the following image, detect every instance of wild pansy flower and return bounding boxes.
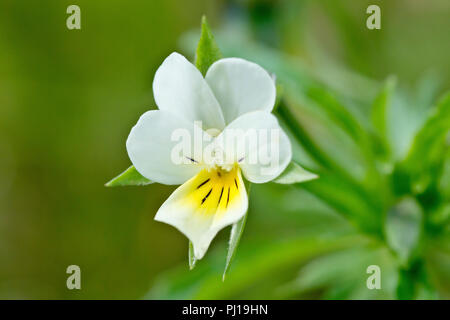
[126,52,292,259]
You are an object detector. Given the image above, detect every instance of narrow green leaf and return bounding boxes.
[195,16,222,76]
[370,76,396,160]
[188,241,197,270]
[105,166,153,187]
[273,161,318,184]
[223,182,251,281]
[371,76,396,142]
[223,212,248,281]
[272,83,284,112]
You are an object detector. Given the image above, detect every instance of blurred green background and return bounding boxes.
[0,0,449,299]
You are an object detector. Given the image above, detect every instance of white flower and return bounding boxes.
[126,52,292,259]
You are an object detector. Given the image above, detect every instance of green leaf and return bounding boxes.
[400,93,450,194]
[371,76,396,159]
[223,181,251,281]
[405,93,450,167]
[371,76,396,141]
[195,16,222,76]
[273,161,318,184]
[385,197,423,266]
[188,241,197,270]
[105,166,153,187]
[223,211,248,281]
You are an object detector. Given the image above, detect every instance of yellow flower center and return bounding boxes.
[185,165,242,216]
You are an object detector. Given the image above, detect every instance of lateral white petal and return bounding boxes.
[155,167,248,259]
[217,111,292,183]
[126,110,208,185]
[153,52,225,130]
[205,58,276,124]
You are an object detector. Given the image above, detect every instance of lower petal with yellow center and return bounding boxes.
[155,166,248,259]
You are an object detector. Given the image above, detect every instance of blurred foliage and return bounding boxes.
[0,0,449,299]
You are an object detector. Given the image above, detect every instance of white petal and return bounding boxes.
[126,110,209,185]
[205,58,276,124]
[153,52,226,131]
[217,111,292,183]
[155,167,248,259]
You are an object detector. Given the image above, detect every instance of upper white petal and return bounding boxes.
[126,110,208,185]
[205,58,276,124]
[217,111,292,183]
[153,52,226,130]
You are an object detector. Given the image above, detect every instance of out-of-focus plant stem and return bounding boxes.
[276,102,384,239]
